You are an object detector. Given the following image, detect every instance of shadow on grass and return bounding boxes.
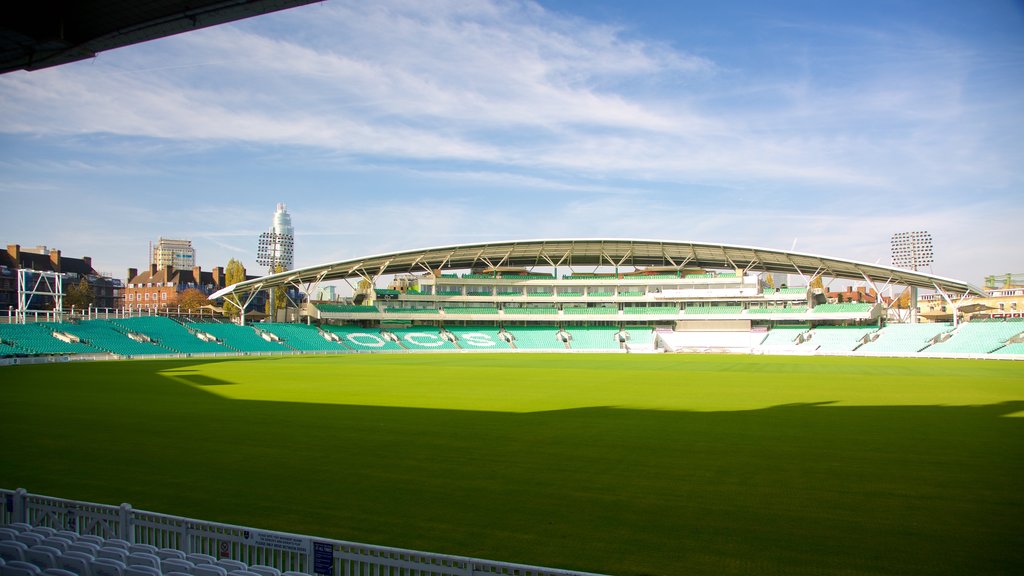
[1,359,1022,576]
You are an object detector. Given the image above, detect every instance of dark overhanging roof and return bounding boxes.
[209,239,985,299]
[0,0,320,74]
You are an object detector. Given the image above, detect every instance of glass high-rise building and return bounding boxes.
[152,238,195,269]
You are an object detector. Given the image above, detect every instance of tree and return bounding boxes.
[222,258,247,317]
[179,288,210,312]
[64,278,94,310]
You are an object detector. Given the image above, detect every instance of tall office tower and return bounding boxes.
[152,238,195,269]
[257,203,295,272]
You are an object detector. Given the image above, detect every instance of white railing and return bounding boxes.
[0,488,606,576]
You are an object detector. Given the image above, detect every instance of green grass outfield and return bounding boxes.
[2,354,1022,576]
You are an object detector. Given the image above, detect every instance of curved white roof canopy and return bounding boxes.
[210,238,984,300]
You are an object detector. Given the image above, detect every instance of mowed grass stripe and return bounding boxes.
[1,354,1022,576]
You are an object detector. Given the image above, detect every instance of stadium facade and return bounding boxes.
[5,239,1020,359]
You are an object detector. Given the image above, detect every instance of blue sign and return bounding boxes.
[313,541,333,576]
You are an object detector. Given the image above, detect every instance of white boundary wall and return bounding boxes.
[1,488,606,576]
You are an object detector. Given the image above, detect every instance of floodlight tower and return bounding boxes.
[257,203,295,319]
[891,231,934,323]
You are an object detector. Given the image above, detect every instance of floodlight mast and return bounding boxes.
[255,204,295,323]
[891,231,934,324]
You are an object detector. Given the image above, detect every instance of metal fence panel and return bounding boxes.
[2,489,606,576]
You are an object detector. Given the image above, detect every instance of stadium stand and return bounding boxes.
[996,343,1024,354]
[111,317,232,354]
[320,325,403,351]
[746,307,808,314]
[623,325,658,347]
[563,306,617,315]
[623,306,679,316]
[443,307,499,315]
[683,305,743,315]
[384,306,439,314]
[812,303,874,313]
[857,323,952,354]
[504,326,564,349]
[316,304,379,314]
[659,330,765,352]
[503,307,558,315]
[758,326,809,350]
[41,320,167,356]
[187,322,292,353]
[0,323,100,355]
[618,291,644,297]
[387,327,459,350]
[0,341,24,356]
[565,326,622,350]
[256,323,347,352]
[796,326,877,352]
[924,320,1024,354]
[444,326,514,350]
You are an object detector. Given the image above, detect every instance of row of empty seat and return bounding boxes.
[3,318,1022,357]
[0,523,306,576]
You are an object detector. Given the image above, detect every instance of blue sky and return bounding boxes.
[1,0,1021,285]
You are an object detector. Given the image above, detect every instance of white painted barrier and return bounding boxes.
[1,488,606,576]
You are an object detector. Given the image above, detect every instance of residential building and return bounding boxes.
[0,244,121,310]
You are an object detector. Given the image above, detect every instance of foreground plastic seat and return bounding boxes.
[14,535,43,549]
[94,550,125,565]
[66,544,97,558]
[0,541,29,563]
[227,570,263,576]
[214,560,245,573]
[247,565,280,576]
[89,558,125,576]
[281,571,310,576]
[54,551,93,576]
[54,534,78,544]
[124,554,159,570]
[159,559,194,575]
[155,550,185,561]
[73,539,102,550]
[98,542,128,553]
[4,560,42,576]
[39,541,68,555]
[28,529,56,539]
[124,547,155,558]
[43,569,77,576]
[7,525,32,534]
[25,546,61,570]
[192,564,227,576]
[123,566,160,576]
[0,529,17,542]
[184,555,215,567]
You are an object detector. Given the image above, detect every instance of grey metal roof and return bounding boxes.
[1,0,319,74]
[209,238,984,299]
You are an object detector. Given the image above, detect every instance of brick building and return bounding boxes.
[124,264,226,310]
[1,244,121,311]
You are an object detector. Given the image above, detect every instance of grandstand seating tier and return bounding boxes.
[259,323,348,352]
[188,322,292,353]
[924,321,1024,354]
[565,326,622,350]
[110,317,231,355]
